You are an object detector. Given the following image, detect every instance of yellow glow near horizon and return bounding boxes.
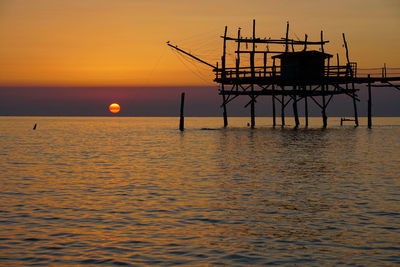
[0,0,399,87]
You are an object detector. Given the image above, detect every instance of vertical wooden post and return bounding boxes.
[263,52,267,77]
[368,74,372,129]
[304,86,309,127]
[327,57,330,77]
[222,94,228,128]
[337,53,340,77]
[272,58,276,77]
[292,89,299,128]
[250,19,256,129]
[343,33,359,127]
[351,85,359,127]
[250,19,256,78]
[281,90,285,127]
[179,92,185,131]
[272,58,277,127]
[285,22,289,53]
[322,85,327,128]
[236,28,241,79]
[272,84,276,127]
[383,63,387,78]
[342,33,350,66]
[303,34,308,51]
[320,31,325,53]
[222,26,227,79]
[222,26,228,127]
[251,96,255,129]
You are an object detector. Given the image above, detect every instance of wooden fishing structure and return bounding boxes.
[168,20,400,128]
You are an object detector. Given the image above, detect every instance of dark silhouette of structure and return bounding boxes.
[168,20,400,128]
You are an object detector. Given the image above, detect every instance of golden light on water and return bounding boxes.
[109,103,120,113]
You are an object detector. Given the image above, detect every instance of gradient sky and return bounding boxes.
[0,0,399,116]
[1,0,399,86]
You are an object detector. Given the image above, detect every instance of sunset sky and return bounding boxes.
[0,0,399,116]
[1,0,399,87]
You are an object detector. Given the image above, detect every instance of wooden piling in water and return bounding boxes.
[179,92,185,131]
[293,93,300,128]
[222,94,228,128]
[281,94,285,127]
[322,85,328,128]
[292,86,299,128]
[272,84,276,127]
[221,26,228,128]
[304,87,309,127]
[250,97,255,129]
[368,74,372,128]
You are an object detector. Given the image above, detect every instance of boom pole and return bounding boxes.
[167,42,216,69]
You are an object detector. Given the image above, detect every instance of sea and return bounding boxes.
[1,116,399,266]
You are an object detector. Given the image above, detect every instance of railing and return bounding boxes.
[215,63,400,81]
[215,66,281,80]
[357,67,400,78]
[325,62,357,78]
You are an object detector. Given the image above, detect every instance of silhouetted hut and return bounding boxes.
[272,51,332,83]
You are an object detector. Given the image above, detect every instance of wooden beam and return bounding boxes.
[167,42,216,69]
[235,50,283,54]
[223,36,329,45]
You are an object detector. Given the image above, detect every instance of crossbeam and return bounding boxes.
[223,36,329,45]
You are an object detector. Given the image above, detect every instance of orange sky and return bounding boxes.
[0,0,399,87]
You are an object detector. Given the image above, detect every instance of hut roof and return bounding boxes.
[272,50,333,59]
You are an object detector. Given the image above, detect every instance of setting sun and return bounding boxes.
[109,103,120,113]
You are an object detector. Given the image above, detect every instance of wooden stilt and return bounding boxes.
[293,92,299,128]
[368,74,372,128]
[304,86,309,127]
[281,94,285,127]
[222,93,228,128]
[352,83,359,127]
[272,84,276,127]
[250,97,255,128]
[250,20,256,129]
[179,92,185,131]
[342,33,359,127]
[221,25,228,128]
[322,85,327,128]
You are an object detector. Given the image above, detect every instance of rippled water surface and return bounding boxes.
[1,117,400,266]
